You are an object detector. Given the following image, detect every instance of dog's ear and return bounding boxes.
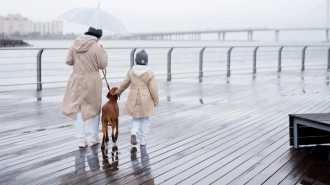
[106,92,111,99]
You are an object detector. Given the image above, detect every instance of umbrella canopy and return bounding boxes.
[57,6,130,36]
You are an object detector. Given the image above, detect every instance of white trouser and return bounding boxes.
[131,117,151,141]
[75,108,100,139]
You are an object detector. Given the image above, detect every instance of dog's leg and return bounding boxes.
[106,123,109,141]
[101,131,106,148]
[101,118,106,148]
[111,123,116,143]
[114,118,119,143]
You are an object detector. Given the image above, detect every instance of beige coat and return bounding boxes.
[61,35,108,121]
[116,65,159,118]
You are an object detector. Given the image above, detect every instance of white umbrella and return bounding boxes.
[57,4,130,36]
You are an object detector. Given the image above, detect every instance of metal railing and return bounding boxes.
[0,45,329,91]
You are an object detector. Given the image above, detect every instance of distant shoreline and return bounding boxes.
[0,39,31,47]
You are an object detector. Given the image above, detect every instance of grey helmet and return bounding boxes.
[135,50,148,65]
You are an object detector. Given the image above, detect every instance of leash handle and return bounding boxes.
[102,69,110,91]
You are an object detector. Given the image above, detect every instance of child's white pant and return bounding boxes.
[131,117,151,140]
[75,108,100,138]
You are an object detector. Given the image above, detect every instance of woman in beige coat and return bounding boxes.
[115,50,159,146]
[61,27,108,148]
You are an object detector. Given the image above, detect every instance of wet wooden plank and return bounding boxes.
[229,108,330,185]
[6,90,264,184]
[244,108,330,185]
[255,150,309,185]
[228,143,292,185]
[193,93,330,185]
[150,88,329,185]
[60,103,292,184]
[48,86,330,184]
[0,112,218,183]
[312,163,330,185]
[106,118,288,184]
[278,153,318,184]
[296,154,329,185]
[0,70,330,185]
[0,76,288,176]
[109,89,330,184]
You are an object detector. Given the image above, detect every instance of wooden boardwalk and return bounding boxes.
[1,70,330,185]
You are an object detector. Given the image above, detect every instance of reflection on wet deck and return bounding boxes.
[1,70,330,185]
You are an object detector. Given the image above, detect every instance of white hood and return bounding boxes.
[133,65,150,77]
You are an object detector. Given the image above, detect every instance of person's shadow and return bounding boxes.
[74,146,119,175]
[74,147,100,175]
[130,146,154,184]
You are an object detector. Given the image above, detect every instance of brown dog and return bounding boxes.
[101,87,119,148]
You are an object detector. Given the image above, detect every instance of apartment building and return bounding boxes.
[0,14,63,36]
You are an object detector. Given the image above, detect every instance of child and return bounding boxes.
[115,50,159,145]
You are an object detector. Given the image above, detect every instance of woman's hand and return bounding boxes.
[112,90,120,96]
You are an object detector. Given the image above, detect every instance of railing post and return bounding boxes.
[302,46,307,71]
[130,48,137,69]
[37,49,44,90]
[278,46,284,72]
[328,47,330,71]
[199,47,206,78]
[253,47,259,74]
[167,48,174,81]
[227,47,233,77]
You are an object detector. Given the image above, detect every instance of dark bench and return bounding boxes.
[289,113,330,148]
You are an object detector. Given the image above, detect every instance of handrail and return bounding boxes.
[1,45,330,91]
[167,48,174,81]
[278,46,284,72]
[328,47,330,71]
[37,49,44,90]
[199,47,206,78]
[1,45,330,50]
[253,47,259,74]
[302,46,308,71]
[227,47,234,77]
[130,48,136,69]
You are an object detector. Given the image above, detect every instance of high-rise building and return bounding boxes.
[29,20,35,33]
[0,14,63,36]
[44,22,51,35]
[51,20,63,35]
[11,16,20,34]
[0,16,3,35]
[3,17,10,35]
[57,21,63,35]
[21,17,29,34]
[35,21,40,33]
[51,20,58,35]
[37,22,44,35]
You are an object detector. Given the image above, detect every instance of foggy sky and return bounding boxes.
[0,0,328,34]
